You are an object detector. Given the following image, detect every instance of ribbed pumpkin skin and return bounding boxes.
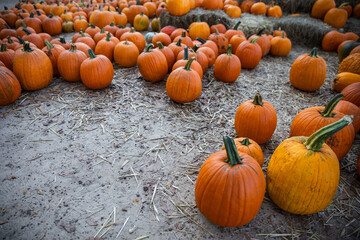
[166,0,190,16]
[234,97,277,144]
[214,49,241,83]
[201,0,223,10]
[341,82,360,107]
[267,136,339,215]
[0,66,21,106]
[137,49,168,82]
[311,0,336,19]
[235,40,262,69]
[290,107,355,160]
[339,53,360,74]
[42,44,66,76]
[58,47,87,82]
[80,54,114,90]
[195,151,265,227]
[172,60,203,79]
[333,72,360,92]
[334,100,360,132]
[114,41,139,68]
[13,46,53,91]
[289,49,327,92]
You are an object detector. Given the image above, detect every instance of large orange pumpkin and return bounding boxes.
[114,40,139,68]
[0,66,21,106]
[201,0,223,10]
[267,116,351,214]
[289,47,327,92]
[234,93,277,144]
[57,44,87,82]
[166,0,190,16]
[341,82,360,107]
[311,0,336,19]
[290,94,355,160]
[235,37,262,69]
[213,44,241,83]
[195,136,265,227]
[324,3,348,29]
[188,16,210,40]
[13,42,53,91]
[137,44,168,82]
[334,100,360,132]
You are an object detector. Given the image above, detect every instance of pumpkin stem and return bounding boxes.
[17,36,24,44]
[196,37,206,44]
[23,28,31,35]
[226,44,232,56]
[192,44,199,52]
[145,43,154,52]
[250,36,259,44]
[214,18,220,25]
[196,15,201,22]
[30,12,34,18]
[89,23,96,28]
[281,31,285,38]
[309,47,318,58]
[136,0,140,5]
[110,22,114,26]
[320,94,344,117]
[184,57,195,71]
[64,18,68,23]
[175,38,182,46]
[252,93,263,106]
[21,22,27,28]
[22,41,33,52]
[157,41,164,49]
[100,27,105,33]
[181,31,186,38]
[130,27,135,33]
[70,43,77,52]
[215,28,219,35]
[60,37,66,44]
[240,138,251,146]
[223,136,243,167]
[183,46,189,60]
[304,115,353,152]
[36,10,41,16]
[0,43,7,52]
[338,2,349,8]
[88,49,96,59]
[105,32,111,41]
[45,39,54,50]
[233,21,241,30]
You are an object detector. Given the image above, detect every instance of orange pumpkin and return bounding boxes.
[214,44,241,83]
[57,44,87,82]
[188,16,211,41]
[95,33,116,61]
[324,3,348,29]
[42,40,65,76]
[89,8,116,29]
[152,32,171,47]
[13,42,53,91]
[166,0,190,16]
[173,31,194,48]
[267,3,282,18]
[137,44,168,82]
[168,38,186,58]
[133,12,149,31]
[114,40,139,68]
[248,27,271,57]
[156,42,175,72]
[208,29,228,54]
[0,66,21,106]
[334,100,360,132]
[120,28,146,52]
[311,0,335,19]
[339,53,360,75]
[234,93,277,144]
[250,2,267,15]
[240,0,254,13]
[270,31,291,56]
[172,46,203,79]
[201,0,223,10]
[0,43,14,70]
[333,72,360,92]
[290,94,355,160]
[289,47,327,92]
[341,82,360,107]
[210,19,226,34]
[80,49,114,90]
[235,37,262,69]
[195,136,265,227]
[42,14,62,36]
[229,34,246,54]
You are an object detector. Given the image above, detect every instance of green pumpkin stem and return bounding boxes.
[1,43,7,52]
[7,36,13,44]
[30,12,34,18]
[224,136,243,167]
[22,41,33,52]
[21,22,27,28]
[100,27,105,33]
[145,43,154,52]
[338,2,349,8]
[250,36,259,44]
[227,44,232,56]
[157,41,164,49]
[320,94,344,117]
[60,37,66,44]
[175,38,182,46]
[304,115,353,152]
[196,15,201,22]
[105,32,111,41]
[192,44,199,52]
[17,36,24,44]
[136,0,140,5]
[181,31,186,38]
[70,43,77,52]
[215,18,220,25]
[23,28,31,35]
[309,47,318,58]
[183,46,189,60]
[215,28,219,35]
[252,93,263,106]
[110,22,114,26]
[130,27,135,33]
[88,49,96,59]
[89,24,96,28]
[281,31,285,38]
[196,37,206,44]
[45,39,54,50]
[233,21,241,30]
[240,138,251,146]
[184,57,195,71]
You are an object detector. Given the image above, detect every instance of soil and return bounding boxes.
[0,2,359,240]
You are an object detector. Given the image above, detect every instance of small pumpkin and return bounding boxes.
[156,42,175,72]
[229,34,246,54]
[95,33,116,61]
[0,66,21,106]
[114,40,139,68]
[74,15,88,32]
[197,46,215,67]
[152,32,171,47]
[333,72,360,92]
[210,19,226,34]
[201,0,223,10]
[225,21,245,41]
[226,5,242,18]
[42,14,62,36]
[324,3,348,29]
[133,12,149,32]
[250,2,267,15]
[267,3,282,18]
[214,44,241,83]
[196,38,219,57]
[270,31,291,56]
[234,93,277,144]
[57,44,87,82]
[85,24,101,38]
[13,41,53,91]
[341,82,360,107]
[42,40,65,76]
[235,37,262,69]
[339,53,360,74]
[51,37,71,50]
[334,100,360,132]
[172,46,203,79]
[290,94,355,160]
[322,31,345,52]
[240,0,255,13]
[76,31,96,51]
[290,47,327,92]
[168,38,186,58]
[80,49,114,90]
[151,16,160,32]
[120,28,146,52]
[195,136,265,227]
[208,29,228,54]
[173,31,194,48]
[311,0,336,19]
[137,44,168,82]
[166,57,202,103]
[188,16,211,41]
[0,43,14,70]
[267,116,351,215]
[62,19,74,33]
[248,27,271,57]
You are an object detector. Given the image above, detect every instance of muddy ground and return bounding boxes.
[0,2,360,240]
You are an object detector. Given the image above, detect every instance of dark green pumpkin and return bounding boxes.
[338,39,360,62]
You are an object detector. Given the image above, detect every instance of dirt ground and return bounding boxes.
[0,2,360,240]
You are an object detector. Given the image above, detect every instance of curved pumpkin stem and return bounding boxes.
[0,43,7,52]
[257,27,266,36]
[223,136,243,167]
[175,38,182,46]
[7,36,13,44]
[192,44,200,52]
[240,138,251,146]
[196,37,206,44]
[21,22,27,29]
[105,32,111,41]
[157,41,164,49]
[226,44,232,56]
[145,43,154,52]
[183,46,189,60]
[320,93,344,117]
[250,36,259,44]
[181,31,186,38]
[184,57,195,71]
[22,41,33,53]
[305,115,353,152]
[88,49,96,59]
[252,93,263,106]
[69,43,77,52]
[60,37,66,44]
[45,39,54,50]
[309,47,318,58]
[233,21,241,30]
